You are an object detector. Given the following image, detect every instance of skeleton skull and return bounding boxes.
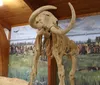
[29,2,76,34]
[30,11,58,30]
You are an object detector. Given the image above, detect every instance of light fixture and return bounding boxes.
[0,0,3,6]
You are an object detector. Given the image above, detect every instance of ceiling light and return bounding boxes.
[0,0,3,6]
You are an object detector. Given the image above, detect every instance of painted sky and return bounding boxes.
[10,15,100,42]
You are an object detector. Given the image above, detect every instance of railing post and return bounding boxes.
[0,25,10,76]
[48,56,57,85]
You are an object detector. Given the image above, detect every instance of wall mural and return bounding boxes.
[8,15,100,85]
[58,15,100,85]
[8,25,48,85]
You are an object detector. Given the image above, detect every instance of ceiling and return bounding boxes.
[0,0,100,30]
[24,0,100,19]
[0,0,32,30]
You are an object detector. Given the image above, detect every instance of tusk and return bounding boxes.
[50,26,63,35]
[63,2,76,34]
[37,29,44,36]
[51,2,76,35]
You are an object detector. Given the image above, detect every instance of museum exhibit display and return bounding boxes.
[0,0,100,85]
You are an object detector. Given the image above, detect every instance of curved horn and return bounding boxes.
[29,5,57,28]
[50,2,76,34]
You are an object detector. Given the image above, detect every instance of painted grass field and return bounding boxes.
[8,51,48,85]
[62,54,100,85]
[8,50,100,85]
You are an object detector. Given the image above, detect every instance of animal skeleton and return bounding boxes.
[28,2,78,85]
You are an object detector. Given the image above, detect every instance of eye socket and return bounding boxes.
[36,21,39,24]
[36,19,41,24]
[46,14,49,16]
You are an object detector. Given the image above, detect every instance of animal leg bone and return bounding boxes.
[69,55,77,85]
[53,49,65,85]
[57,64,65,85]
[56,58,65,85]
[28,36,41,85]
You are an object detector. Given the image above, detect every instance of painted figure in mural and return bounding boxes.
[28,2,79,85]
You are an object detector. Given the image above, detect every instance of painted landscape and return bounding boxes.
[58,15,100,85]
[8,41,48,85]
[62,39,100,85]
[8,15,100,85]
